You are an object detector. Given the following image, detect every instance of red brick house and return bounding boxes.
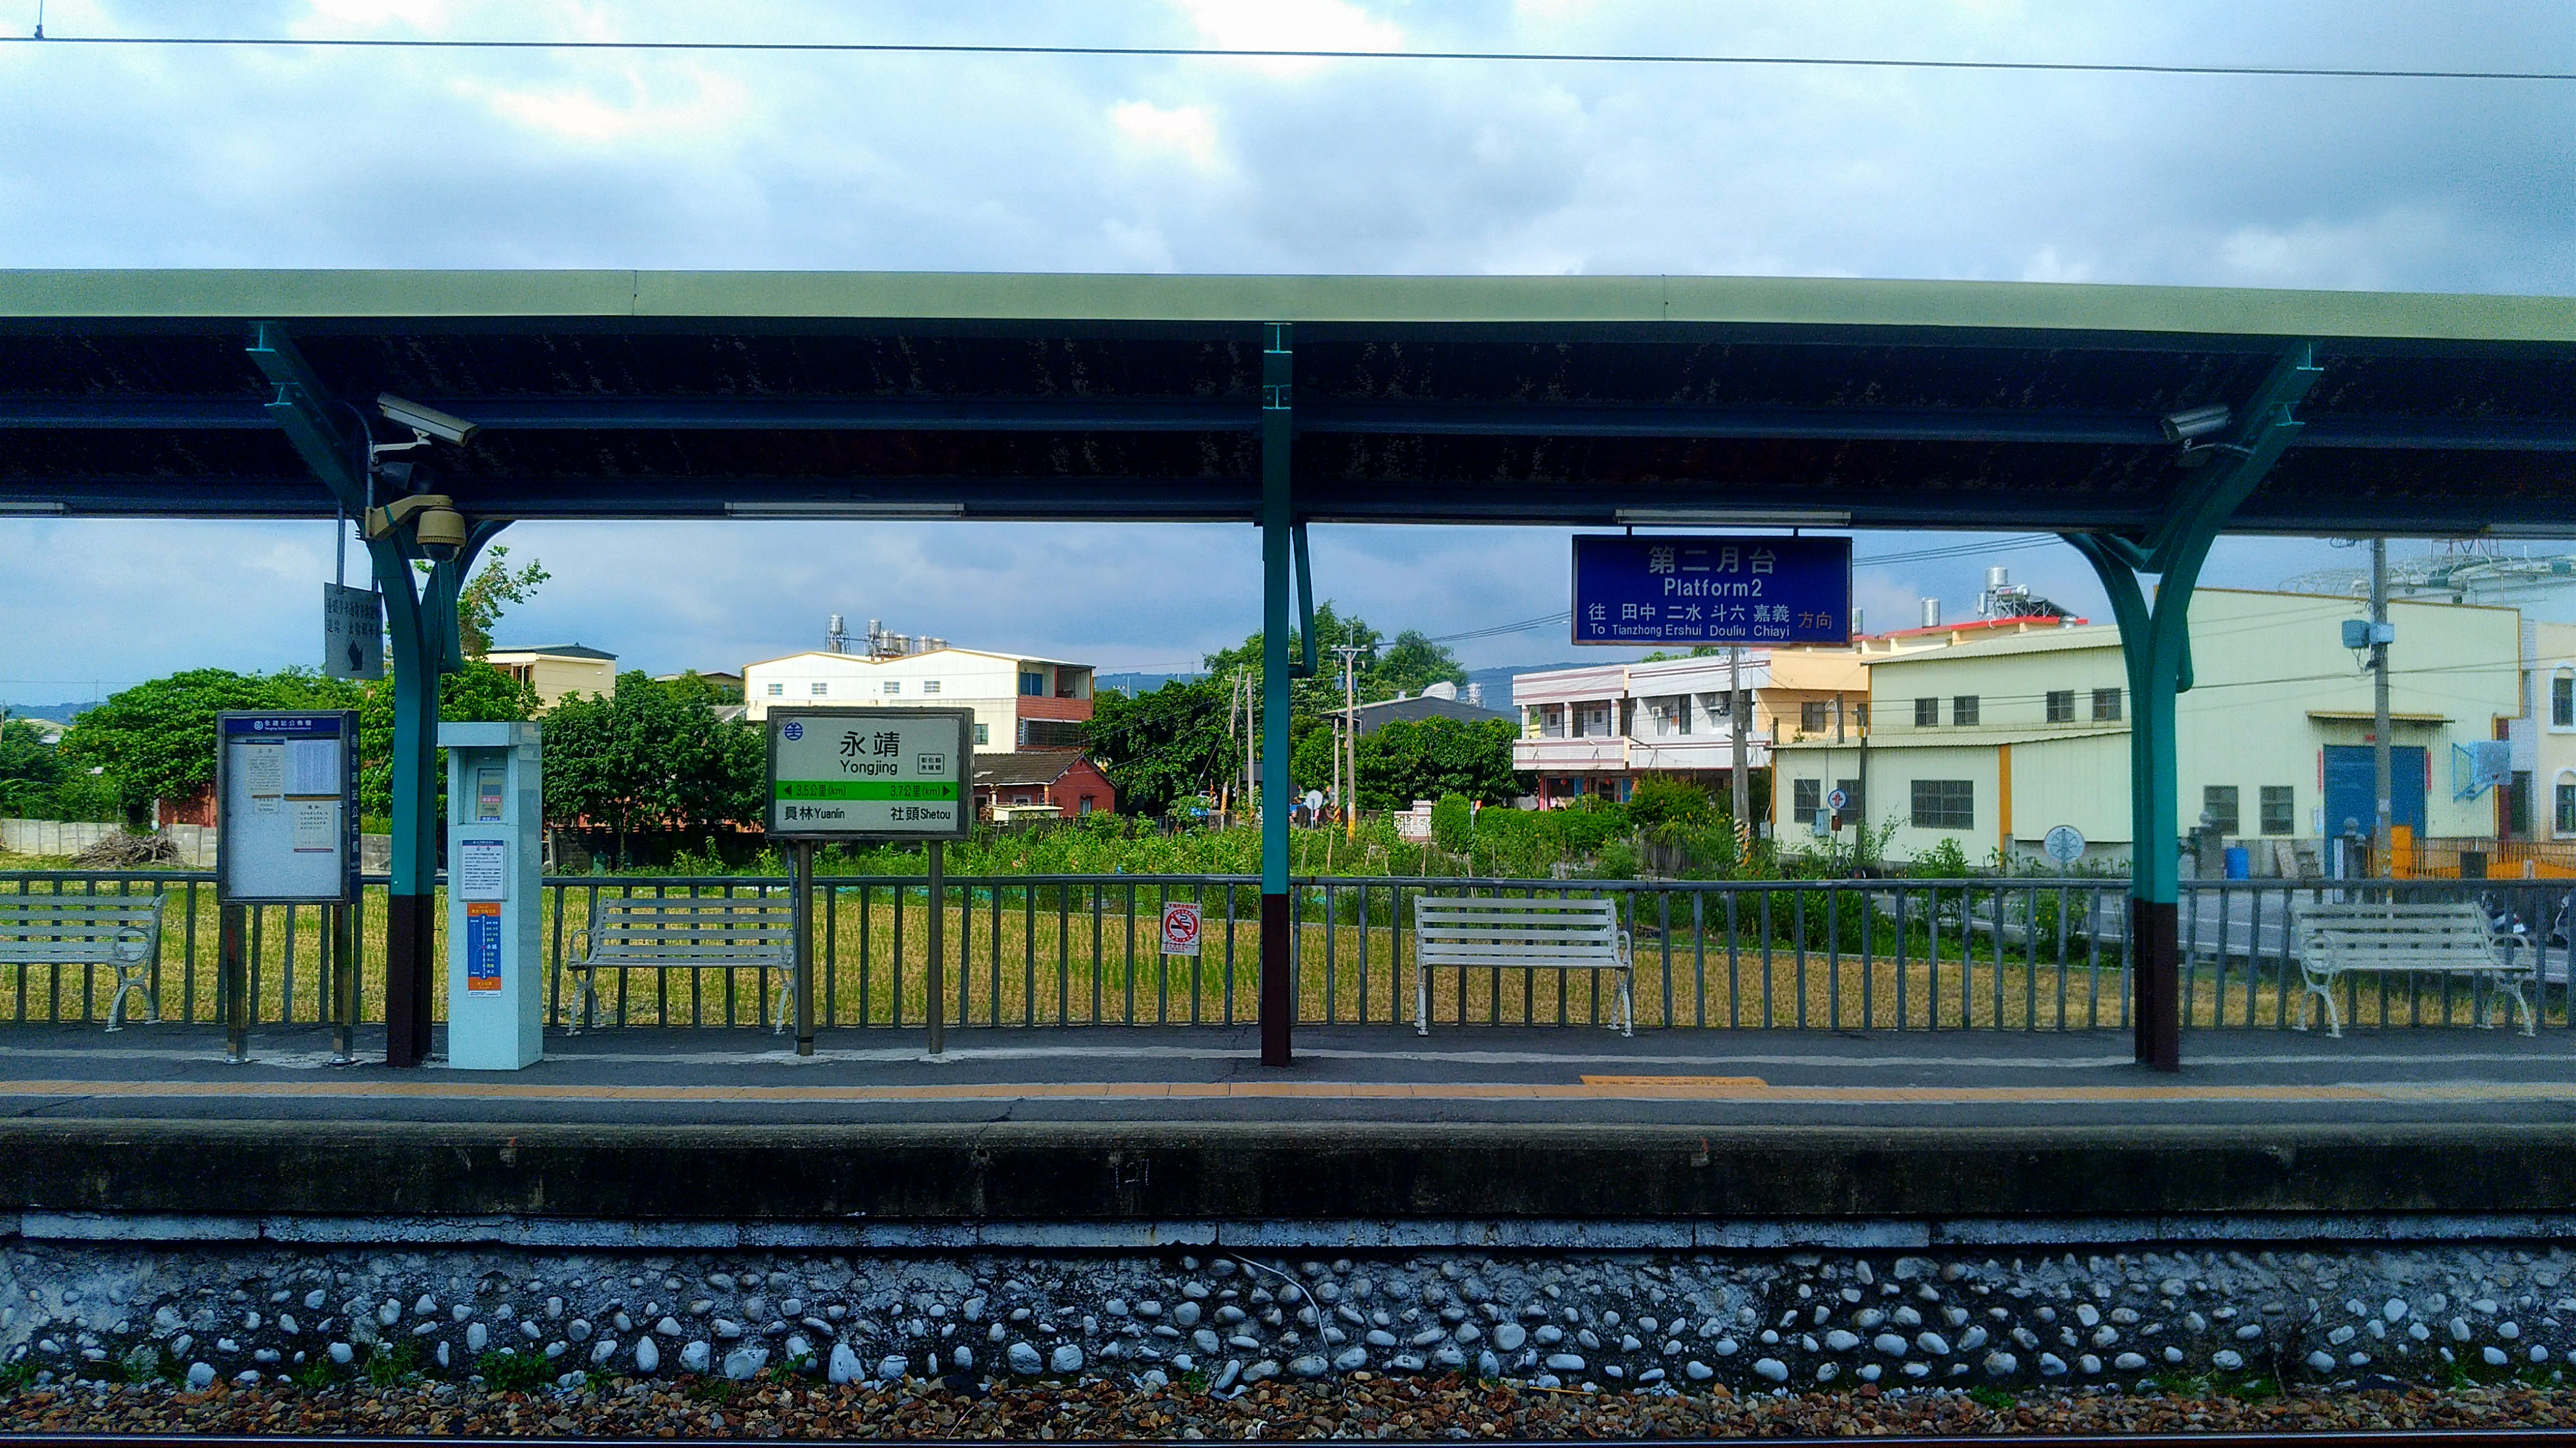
[971,750,1116,819]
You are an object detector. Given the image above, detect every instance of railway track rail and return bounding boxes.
[15,1422,2576,1432]
[9,1434,2576,1447]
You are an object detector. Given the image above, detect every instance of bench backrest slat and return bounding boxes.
[1413,896,1622,964]
[0,896,169,964]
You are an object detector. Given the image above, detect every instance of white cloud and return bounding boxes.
[1110,99,1228,171]
[1,0,2571,690]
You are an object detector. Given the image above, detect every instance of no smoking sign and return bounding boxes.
[1160,901,1202,957]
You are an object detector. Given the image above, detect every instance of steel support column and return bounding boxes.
[1258,323,1295,1067]
[249,323,504,1068]
[2064,342,2320,1071]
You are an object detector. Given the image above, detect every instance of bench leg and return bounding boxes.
[2487,975,2537,1037]
[564,971,603,1036]
[1416,965,1429,1037]
[1617,969,1634,1039]
[773,976,793,1036]
[104,968,156,1032]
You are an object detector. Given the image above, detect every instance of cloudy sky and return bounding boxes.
[3,0,2571,702]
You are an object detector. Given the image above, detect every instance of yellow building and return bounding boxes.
[1775,590,2524,872]
[481,643,618,710]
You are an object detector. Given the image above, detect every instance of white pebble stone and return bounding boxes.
[1754,1357,1789,1383]
[2306,1351,2338,1373]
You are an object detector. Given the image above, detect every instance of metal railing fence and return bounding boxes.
[2,870,2568,1034]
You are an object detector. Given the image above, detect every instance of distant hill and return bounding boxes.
[1095,671,1203,696]
[1,700,100,726]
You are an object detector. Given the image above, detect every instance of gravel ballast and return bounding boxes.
[7,1372,2576,1439]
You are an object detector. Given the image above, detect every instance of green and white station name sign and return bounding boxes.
[765,707,973,841]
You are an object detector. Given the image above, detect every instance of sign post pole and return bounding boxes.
[791,839,816,1057]
[331,902,359,1066]
[927,840,946,1058]
[219,904,249,1064]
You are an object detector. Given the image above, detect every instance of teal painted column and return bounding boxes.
[2063,341,2322,1072]
[248,319,502,1067]
[1259,323,1295,1066]
[378,537,491,1067]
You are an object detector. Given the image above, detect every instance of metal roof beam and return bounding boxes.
[243,321,366,509]
[3,395,2569,452]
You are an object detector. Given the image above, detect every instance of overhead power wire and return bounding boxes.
[1,31,2569,82]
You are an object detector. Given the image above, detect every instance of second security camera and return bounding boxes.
[379,393,481,447]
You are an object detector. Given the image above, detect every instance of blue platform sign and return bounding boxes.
[1572,534,1853,646]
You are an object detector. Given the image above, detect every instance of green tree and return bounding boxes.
[1429,793,1474,854]
[1370,629,1468,699]
[0,719,65,816]
[1083,678,1236,818]
[352,661,538,822]
[541,672,762,866]
[1201,602,1387,719]
[60,668,355,820]
[1354,717,1523,811]
[449,545,551,660]
[660,670,744,706]
[1626,774,1718,832]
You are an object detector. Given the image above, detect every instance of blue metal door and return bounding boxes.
[2322,745,2426,835]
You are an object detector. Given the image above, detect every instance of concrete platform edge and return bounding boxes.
[7,1119,2576,1230]
[14,1210,2576,1253]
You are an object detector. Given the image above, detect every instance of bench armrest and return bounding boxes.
[1617,930,1632,968]
[563,927,594,965]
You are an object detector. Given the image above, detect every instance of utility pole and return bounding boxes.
[1729,645,1750,838]
[1333,644,1364,839]
[1243,670,1258,832]
[2372,536,2394,862]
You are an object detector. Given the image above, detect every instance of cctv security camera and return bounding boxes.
[2159,403,2232,443]
[365,492,468,562]
[378,393,481,447]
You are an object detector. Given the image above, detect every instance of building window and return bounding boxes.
[1800,700,1829,733]
[766,682,784,697]
[2259,785,2295,835]
[2093,687,2123,721]
[1910,779,1974,830]
[1952,695,1979,727]
[922,679,941,694]
[1914,697,1939,727]
[2510,771,2534,837]
[1836,778,1864,821]
[2555,672,2575,728]
[2202,785,2240,835]
[2045,690,2075,723]
[883,680,900,694]
[2556,777,2576,834]
[975,723,989,746]
[1792,778,1822,819]
[1077,795,1096,816]
[1020,671,1045,696]
[809,681,828,696]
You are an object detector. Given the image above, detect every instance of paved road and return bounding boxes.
[0,1021,2566,1131]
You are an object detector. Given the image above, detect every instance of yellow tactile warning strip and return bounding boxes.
[0,1076,2570,1106]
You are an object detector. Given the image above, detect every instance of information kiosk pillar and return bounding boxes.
[439,722,543,1070]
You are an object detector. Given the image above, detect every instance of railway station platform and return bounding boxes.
[0,1024,2570,1238]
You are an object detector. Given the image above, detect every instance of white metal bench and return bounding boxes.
[562,897,799,1034]
[1412,895,1633,1037]
[2293,899,2535,1037]
[0,894,170,1030]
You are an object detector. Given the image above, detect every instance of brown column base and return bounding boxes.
[384,891,435,1068]
[2133,897,2180,1072]
[1260,891,1293,1067]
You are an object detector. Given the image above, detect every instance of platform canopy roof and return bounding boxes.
[2,270,2571,536]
